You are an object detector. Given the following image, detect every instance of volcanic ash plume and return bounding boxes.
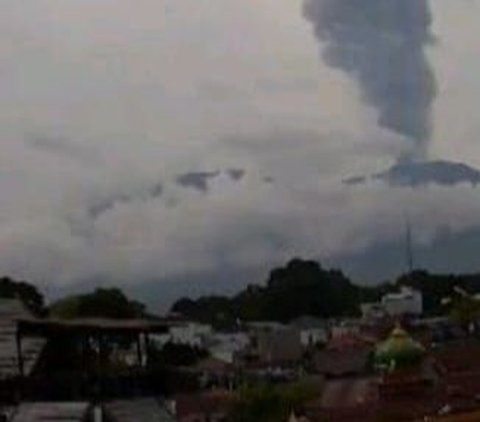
[303,0,437,159]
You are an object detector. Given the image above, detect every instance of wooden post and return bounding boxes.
[15,329,24,379]
[136,334,143,368]
[145,333,151,367]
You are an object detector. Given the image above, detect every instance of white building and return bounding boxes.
[167,322,213,347]
[381,286,423,317]
[361,303,387,321]
[206,332,250,364]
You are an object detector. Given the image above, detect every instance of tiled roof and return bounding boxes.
[175,390,236,420]
[327,333,375,350]
[432,340,480,375]
[314,347,370,377]
[17,317,169,334]
[319,378,377,409]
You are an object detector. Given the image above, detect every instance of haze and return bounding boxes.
[2,0,480,307]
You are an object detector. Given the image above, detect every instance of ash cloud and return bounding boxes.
[303,0,437,158]
[176,169,246,192]
[226,168,246,182]
[175,171,221,193]
[343,161,480,188]
[87,183,164,220]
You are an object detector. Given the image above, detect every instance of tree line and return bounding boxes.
[171,259,480,327]
[3,258,480,323]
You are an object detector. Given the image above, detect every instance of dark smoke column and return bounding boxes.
[303,0,437,159]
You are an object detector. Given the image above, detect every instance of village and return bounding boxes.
[2,279,480,422]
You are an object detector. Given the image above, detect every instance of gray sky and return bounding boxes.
[1,0,480,293]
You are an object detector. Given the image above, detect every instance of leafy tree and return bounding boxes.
[172,258,362,324]
[50,287,145,319]
[0,276,46,316]
[449,295,480,329]
[172,258,480,325]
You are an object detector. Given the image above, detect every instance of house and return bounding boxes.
[248,324,303,366]
[330,319,361,339]
[0,299,45,401]
[167,322,213,348]
[361,303,387,322]
[290,316,328,348]
[381,286,423,317]
[204,332,249,364]
[360,287,423,322]
[313,333,373,378]
[302,327,480,421]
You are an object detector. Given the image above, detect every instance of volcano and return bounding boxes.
[343,160,480,187]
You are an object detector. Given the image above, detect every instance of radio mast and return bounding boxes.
[405,217,414,273]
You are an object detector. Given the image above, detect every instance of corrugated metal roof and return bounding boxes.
[11,401,90,422]
[0,299,45,380]
[104,398,174,422]
[17,317,169,334]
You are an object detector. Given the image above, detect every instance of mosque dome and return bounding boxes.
[374,325,425,369]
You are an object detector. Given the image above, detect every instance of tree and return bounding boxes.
[172,258,362,324]
[50,288,145,319]
[0,276,45,316]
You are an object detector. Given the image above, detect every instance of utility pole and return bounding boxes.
[405,217,414,274]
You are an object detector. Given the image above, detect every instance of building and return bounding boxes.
[381,286,423,317]
[247,323,303,366]
[313,332,373,378]
[330,319,361,339]
[304,325,480,421]
[174,390,236,422]
[361,287,423,321]
[166,322,213,348]
[0,299,45,401]
[290,316,328,348]
[361,303,388,322]
[205,332,249,364]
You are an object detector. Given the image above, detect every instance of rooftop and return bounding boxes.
[17,317,169,336]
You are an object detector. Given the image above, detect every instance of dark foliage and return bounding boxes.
[172,258,363,325]
[50,287,145,319]
[172,259,480,325]
[0,276,46,316]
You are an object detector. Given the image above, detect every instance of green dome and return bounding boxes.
[374,326,425,369]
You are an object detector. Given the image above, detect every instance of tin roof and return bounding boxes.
[17,317,169,336]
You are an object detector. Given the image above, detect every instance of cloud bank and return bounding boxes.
[0,0,479,303]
